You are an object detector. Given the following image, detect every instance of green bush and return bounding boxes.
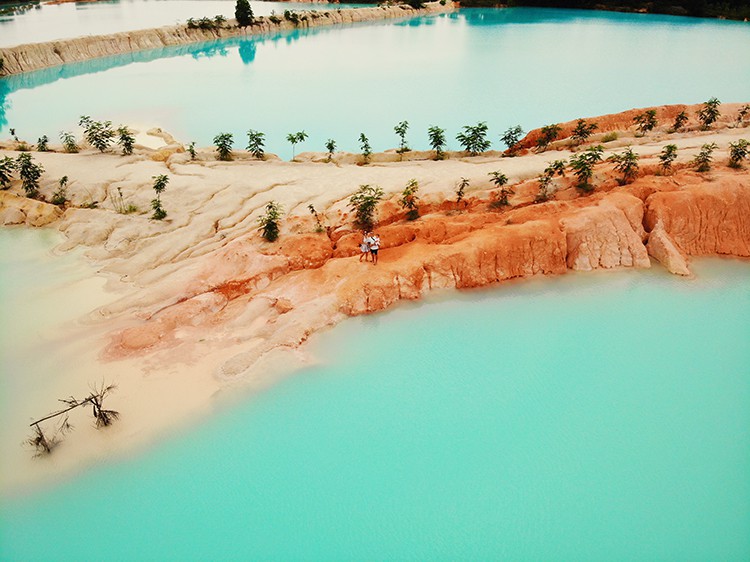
[284,10,300,25]
[51,176,69,206]
[455,177,469,209]
[151,174,169,220]
[36,135,49,152]
[488,170,511,208]
[117,126,135,155]
[536,123,561,151]
[349,184,384,230]
[16,153,44,198]
[308,204,324,232]
[187,16,226,30]
[394,120,410,158]
[213,132,234,161]
[569,145,604,192]
[658,144,678,173]
[571,119,598,146]
[258,201,283,241]
[692,142,718,172]
[608,146,640,184]
[633,109,657,136]
[736,104,750,127]
[359,133,372,164]
[60,131,79,153]
[500,125,524,156]
[670,110,688,133]
[246,130,265,160]
[325,138,337,162]
[427,125,446,160]
[0,155,15,189]
[400,178,420,220]
[286,130,308,160]
[728,139,748,169]
[535,173,553,203]
[456,122,490,156]
[697,97,721,130]
[79,116,114,152]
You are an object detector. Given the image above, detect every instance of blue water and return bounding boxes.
[2,8,749,159]
[1,255,749,560]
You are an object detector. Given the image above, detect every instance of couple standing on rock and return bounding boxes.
[359,231,381,265]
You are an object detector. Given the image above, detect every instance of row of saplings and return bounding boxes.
[257,137,750,242]
[1,99,747,222]
[8,98,748,165]
[2,137,747,229]
[201,99,750,164]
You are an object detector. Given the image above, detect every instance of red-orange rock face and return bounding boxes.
[107,171,750,358]
[644,176,750,257]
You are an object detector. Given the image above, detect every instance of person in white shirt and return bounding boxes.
[369,233,380,265]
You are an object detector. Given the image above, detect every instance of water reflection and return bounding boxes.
[191,42,229,60]
[459,5,711,26]
[238,40,257,64]
[0,79,10,130]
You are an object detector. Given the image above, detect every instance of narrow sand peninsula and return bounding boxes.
[0,2,453,75]
[1,102,749,494]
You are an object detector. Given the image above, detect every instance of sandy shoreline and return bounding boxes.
[1,102,749,496]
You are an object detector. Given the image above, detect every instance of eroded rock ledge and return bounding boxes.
[0,2,453,76]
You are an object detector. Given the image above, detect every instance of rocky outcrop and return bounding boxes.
[0,191,62,226]
[339,218,567,314]
[646,221,691,275]
[560,194,650,270]
[644,176,750,257]
[0,3,453,76]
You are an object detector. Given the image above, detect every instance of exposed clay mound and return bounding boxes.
[518,102,750,151]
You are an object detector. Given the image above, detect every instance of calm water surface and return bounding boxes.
[1,226,749,559]
[1,8,749,159]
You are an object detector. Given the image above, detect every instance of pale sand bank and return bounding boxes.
[1,103,749,495]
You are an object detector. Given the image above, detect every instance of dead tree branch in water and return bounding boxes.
[26,382,119,456]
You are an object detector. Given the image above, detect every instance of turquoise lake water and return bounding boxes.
[1,234,749,559]
[2,8,749,159]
